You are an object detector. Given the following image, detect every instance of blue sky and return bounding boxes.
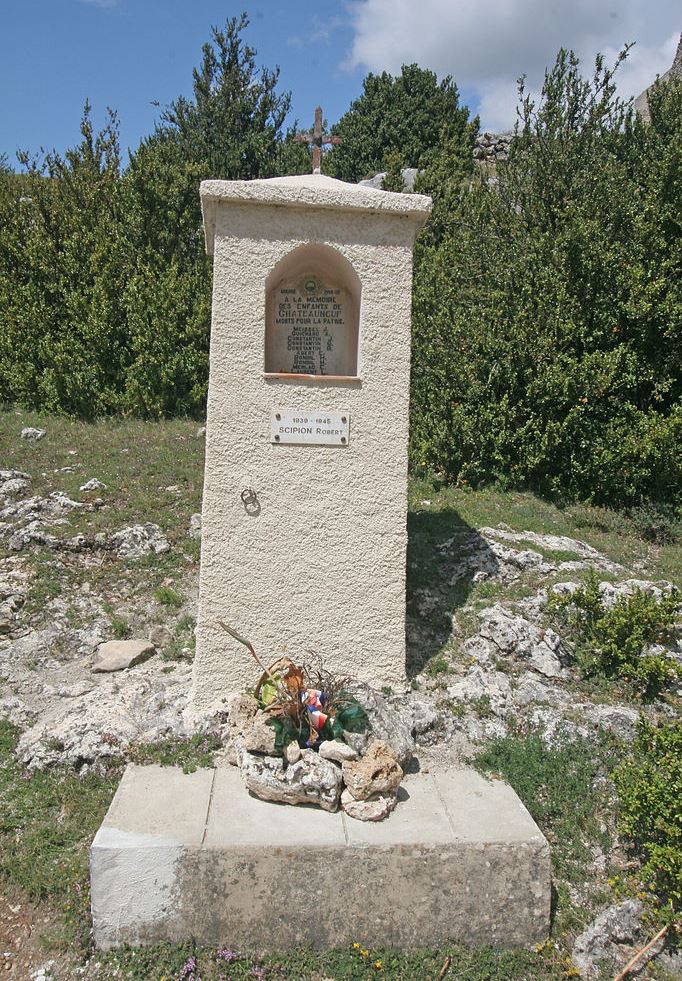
[0,1,367,164]
[1,1,679,168]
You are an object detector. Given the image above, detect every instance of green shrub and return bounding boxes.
[628,502,681,545]
[613,719,682,924]
[550,571,680,699]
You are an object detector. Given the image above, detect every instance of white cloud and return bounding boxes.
[345,0,680,130]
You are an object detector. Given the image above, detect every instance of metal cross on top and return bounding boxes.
[294,106,341,174]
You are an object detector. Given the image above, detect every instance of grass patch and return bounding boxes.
[154,585,185,608]
[23,554,63,613]
[0,721,118,904]
[128,732,222,773]
[0,410,204,549]
[473,732,618,883]
[89,939,570,980]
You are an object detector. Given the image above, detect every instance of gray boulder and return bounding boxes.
[572,901,644,977]
[0,470,30,497]
[477,605,567,677]
[92,639,156,673]
[21,427,46,441]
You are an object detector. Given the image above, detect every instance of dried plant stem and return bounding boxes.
[218,622,280,687]
[612,924,669,981]
[437,955,451,980]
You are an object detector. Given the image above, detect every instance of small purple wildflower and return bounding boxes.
[179,955,201,980]
[216,948,238,963]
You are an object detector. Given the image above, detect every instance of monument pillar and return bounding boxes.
[193,174,431,712]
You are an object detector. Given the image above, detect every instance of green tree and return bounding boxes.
[326,64,475,182]
[410,48,682,507]
[0,104,130,416]
[119,12,298,416]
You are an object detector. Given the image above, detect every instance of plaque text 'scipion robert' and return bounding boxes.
[267,275,356,376]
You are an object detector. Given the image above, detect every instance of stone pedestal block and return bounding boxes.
[90,764,551,951]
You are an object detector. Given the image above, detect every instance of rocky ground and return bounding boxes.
[0,415,680,980]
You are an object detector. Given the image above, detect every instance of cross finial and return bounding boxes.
[294,106,341,174]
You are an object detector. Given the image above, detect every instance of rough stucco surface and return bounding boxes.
[193,176,430,711]
[90,765,551,950]
[200,174,432,254]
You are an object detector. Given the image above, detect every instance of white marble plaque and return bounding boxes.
[270,408,350,446]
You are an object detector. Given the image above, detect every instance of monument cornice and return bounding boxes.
[200,174,432,255]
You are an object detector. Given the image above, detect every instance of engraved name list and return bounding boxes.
[267,276,356,376]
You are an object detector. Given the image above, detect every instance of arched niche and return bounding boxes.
[264,243,361,378]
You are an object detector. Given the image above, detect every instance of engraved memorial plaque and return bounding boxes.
[270,408,350,446]
[266,275,358,376]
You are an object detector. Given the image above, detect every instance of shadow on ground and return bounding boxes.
[405,504,499,677]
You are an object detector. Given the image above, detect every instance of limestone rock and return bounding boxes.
[108,523,170,559]
[341,684,414,765]
[342,740,403,801]
[227,693,276,755]
[441,526,623,586]
[92,639,156,673]
[189,513,202,540]
[341,787,397,822]
[477,605,567,677]
[149,625,173,648]
[285,741,302,764]
[446,666,512,717]
[0,470,30,497]
[409,697,438,736]
[239,746,342,811]
[21,427,46,441]
[318,739,358,763]
[598,578,676,610]
[80,478,107,492]
[358,167,419,191]
[572,901,644,978]
[16,663,195,770]
[577,703,640,742]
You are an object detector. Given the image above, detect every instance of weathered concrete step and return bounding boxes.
[90,764,550,951]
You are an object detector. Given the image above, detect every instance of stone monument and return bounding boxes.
[90,147,551,953]
[192,165,432,711]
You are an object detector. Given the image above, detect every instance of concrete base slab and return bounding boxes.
[90,764,550,951]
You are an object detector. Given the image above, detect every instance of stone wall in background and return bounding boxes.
[473,131,513,166]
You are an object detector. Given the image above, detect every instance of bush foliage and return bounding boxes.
[0,15,305,419]
[614,719,682,925]
[550,571,681,699]
[0,25,680,508]
[410,50,682,508]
